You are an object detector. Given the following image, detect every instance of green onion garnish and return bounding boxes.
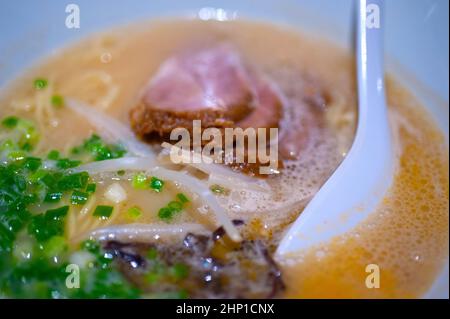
[57,172,89,191]
[132,173,148,189]
[28,206,69,242]
[44,191,63,203]
[8,150,26,161]
[47,150,60,160]
[168,201,183,212]
[51,94,64,108]
[86,183,96,193]
[150,177,164,192]
[56,158,81,169]
[71,190,89,205]
[176,193,190,204]
[33,78,48,90]
[1,116,19,128]
[158,207,173,220]
[23,157,42,172]
[127,206,142,220]
[93,205,113,219]
[43,236,67,258]
[157,193,190,222]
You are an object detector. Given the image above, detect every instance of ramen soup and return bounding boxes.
[0,19,448,298]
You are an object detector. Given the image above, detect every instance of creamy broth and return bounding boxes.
[0,19,447,298]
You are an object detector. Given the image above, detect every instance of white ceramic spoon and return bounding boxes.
[276,0,393,257]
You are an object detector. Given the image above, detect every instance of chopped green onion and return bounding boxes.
[82,134,127,161]
[150,177,164,193]
[33,78,48,90]
[44,191,63,203]
[157,194,190,222]
[158,207,173,220]
[168,201,183,212]
[46,205,70,220]
[28,206,69,242]
[43,236,67,258]
[56,158,81,169]
[1,117,39,150]
[41,172,61,188]
[176,193,190,204]
[23,157,42,172]
[71,190,89,205]
[132,173,148,189]
[93,205,113,219]
[8,150,26,161]
[127,206,142,220]
[29,169,47,183]
[47,150,60,160]
[57,172,89,191]
[86,183,96,193]
[1,116,19,128]
[51,94,64,108]
[70,146,83,155]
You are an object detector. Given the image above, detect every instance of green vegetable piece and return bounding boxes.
[44,191,63,203]
[127,206,142,219]
[33,78,48,90]
[86,183,96,193]
[70,146,82,155]
[29,169,47,183]
[23,157,42,172]
[150,177,164,193]
[47,150,60,160]
[82,134,126,161]
[176,193,190,204]
[28,206,69,242]
[158,207,173,221]
[71,190,89,205]
[132,173,148,189]
[168,201,183,212]
[56,158,81,169]
[1,116,19,128]
[43,236,67,258]
[57,172,89,190]
[93,205,113,219]
[8,151,26,161]
[51,95,64,108]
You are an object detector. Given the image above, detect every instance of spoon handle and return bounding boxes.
[357,0,388,140]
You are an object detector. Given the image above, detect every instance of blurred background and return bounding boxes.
[0,0,448,103]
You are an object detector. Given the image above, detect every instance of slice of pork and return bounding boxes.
[130,44,284,138]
